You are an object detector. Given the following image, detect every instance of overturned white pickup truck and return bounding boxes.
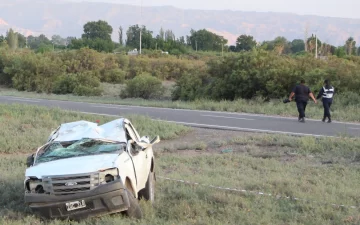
[24,118,160,220]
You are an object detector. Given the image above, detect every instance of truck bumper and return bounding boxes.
[24,179,130,220]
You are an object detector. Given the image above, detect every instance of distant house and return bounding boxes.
[127,48,138,56]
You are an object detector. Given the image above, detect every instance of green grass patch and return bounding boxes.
[0,104,190,154]
[1,104,360,224]
[1,151,360,224]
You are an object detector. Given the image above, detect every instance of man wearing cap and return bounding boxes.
[288,79,317,123]
[316,79,335,123]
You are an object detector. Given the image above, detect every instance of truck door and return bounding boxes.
[125,124,148,190]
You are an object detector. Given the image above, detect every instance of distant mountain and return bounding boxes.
[0,0,359,46]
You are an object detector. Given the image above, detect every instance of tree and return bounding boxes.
[6,28,18,50]
[307,34,321,54]
[235,35,257,51]
[118,26,124,45]
[16,33,26,48]
[189,29,227,51]
[290,39,305,53]
[0,35,4,43]
[66,37,76,46]
[126,25,153,50]
[165,29,175,42]
[345,37,356,55]
[335,46,346,58]
[228,45,236,52]
[159,27,165,40]
[82,20,113,41]
[79,20,115,52]
[51,35,67,46]
[178,36,185,45]
[27,34,52,50]
[273,36,291,55]
[319,43,333,56]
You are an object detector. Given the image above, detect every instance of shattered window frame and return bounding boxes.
[34,138,126,165]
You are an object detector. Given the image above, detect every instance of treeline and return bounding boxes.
[1,20,359,58]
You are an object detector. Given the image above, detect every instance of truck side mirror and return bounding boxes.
[26,154,34,167]
[150,136,160,145]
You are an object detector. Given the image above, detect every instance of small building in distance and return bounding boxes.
[127,48,138,56]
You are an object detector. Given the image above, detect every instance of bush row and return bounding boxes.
[1,46,360,100]
[0,47,204,96]
[172,50,360,101]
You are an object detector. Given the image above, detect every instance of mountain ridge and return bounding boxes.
[0,0,359,46]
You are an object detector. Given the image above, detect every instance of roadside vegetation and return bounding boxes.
[1,20,360,122]
[0,105,360,224]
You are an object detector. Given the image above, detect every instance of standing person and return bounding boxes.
[316,79,335,123]
[288,79,317,123]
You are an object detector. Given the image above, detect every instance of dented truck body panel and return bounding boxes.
[24,118,160,220]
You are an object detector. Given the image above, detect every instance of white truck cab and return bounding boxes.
[24,118,160,220]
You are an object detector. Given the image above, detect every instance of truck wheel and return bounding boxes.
[125,188,143,219]
[139,171,155,203]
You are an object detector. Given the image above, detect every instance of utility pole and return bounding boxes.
[222,44,223,57]
[139,0,142,55]
[195,40,197,52]
[304,22,309,52]
[25,36,28,48]
[315,32,318,59]
[221,38,224,57]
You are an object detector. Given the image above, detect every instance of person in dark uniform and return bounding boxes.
[288,79,317,123]
[316,79,335,123]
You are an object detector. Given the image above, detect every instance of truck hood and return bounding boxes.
[26,154,119,178]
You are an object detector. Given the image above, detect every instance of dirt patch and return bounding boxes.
[156,128,298,161]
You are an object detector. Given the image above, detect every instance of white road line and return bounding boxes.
[75,111,336,138]
[91,105,131,110]
[349,127,360,130]
[78,111,119,117]
[201,114,255,121]
[10,99,40,103]
[158,120,334,138]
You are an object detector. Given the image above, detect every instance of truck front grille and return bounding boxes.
[42,173,100,195]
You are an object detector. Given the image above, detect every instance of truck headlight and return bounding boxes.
[99,168,119,184]
[25,178,44,193]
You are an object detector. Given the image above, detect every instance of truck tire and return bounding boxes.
[138,171,155,203]
[125,188,143,219]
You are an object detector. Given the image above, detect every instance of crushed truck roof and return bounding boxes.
[47,118,128,143]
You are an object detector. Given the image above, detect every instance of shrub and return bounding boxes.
[101,68,126,84]
[53,72,103,96]
[121,73,165,99]
[52,74,79,94]
[172,72,206,101]
[72,72,103,96]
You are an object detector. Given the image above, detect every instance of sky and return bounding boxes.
[70,0,360,19]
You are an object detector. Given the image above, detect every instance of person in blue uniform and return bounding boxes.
[288,79,317,123]
[316,79,335,123]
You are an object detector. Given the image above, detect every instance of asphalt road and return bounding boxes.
[1,96,360,138]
